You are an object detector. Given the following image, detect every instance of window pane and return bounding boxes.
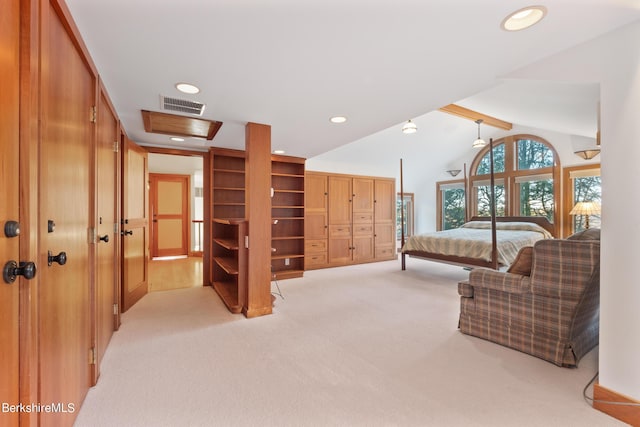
[442,188,466,230]
[476,185,505,217]
[476,144,505,175]
[573,176,602,231]
[519,179,554,221]
[517,139,554,170]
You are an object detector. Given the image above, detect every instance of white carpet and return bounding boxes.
[74,258,623,427]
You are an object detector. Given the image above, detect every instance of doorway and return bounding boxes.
[147,151,205,292]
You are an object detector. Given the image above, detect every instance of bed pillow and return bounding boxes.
[507,246,534,276]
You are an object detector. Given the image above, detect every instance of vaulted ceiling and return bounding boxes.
[65,1,640,158]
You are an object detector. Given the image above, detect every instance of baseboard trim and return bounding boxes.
[593,383,640,426]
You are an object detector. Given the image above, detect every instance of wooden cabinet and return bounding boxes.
[305,171,396,269]
[271,155,306,280]
[211,219,247,314]
[305,172,328,269]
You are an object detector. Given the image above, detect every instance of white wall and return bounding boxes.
[493,21,640,401]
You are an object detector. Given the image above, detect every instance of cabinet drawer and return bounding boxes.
[353,224,373,236]
[305,253,327,266]
[353,213,373,223]
[375,245,396,259]
[305,239,327,252]
[329,225,351,237]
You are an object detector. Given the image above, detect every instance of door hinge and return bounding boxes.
[90,106,97,123]
[89,347,97,365]
[113,140,119,152]
[113,303,119,315]
[113,222,119,234]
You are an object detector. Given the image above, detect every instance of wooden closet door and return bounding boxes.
[0,0,20,423]
[328,176,352,264]
[94,88,120,384]
[38,4,94,424]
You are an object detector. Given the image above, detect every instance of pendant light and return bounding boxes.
[402,120,417,134]
[472,119,486,148]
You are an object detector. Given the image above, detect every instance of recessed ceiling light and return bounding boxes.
[175,82,200,94]
[273,149,286,154]
[501,6,547,31]
[170,137,185,142]
[330,116,347,124]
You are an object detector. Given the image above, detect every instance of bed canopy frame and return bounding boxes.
[399,138,552,271]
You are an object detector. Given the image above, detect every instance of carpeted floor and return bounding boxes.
[74,258,622,426]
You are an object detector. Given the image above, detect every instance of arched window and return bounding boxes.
[469,135,560,224]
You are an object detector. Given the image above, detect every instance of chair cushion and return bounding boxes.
[567,228,600,241]
[507,246,533,276]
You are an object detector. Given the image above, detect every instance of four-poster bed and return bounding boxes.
[399,139,555,271]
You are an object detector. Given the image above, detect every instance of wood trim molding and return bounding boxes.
[141,110,222,140]
[593,383,640,426]
[439,104,513,130]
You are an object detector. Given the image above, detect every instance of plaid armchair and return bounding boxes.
[458,236,600,367]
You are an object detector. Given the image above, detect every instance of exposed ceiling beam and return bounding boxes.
[439,104,512,130]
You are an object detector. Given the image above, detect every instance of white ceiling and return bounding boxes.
[65,1,640,158]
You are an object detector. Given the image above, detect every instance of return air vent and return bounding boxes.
[160,95,206,116]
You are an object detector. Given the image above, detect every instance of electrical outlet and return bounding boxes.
[285,258,290,266]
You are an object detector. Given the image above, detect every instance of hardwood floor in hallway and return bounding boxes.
[148,256,203,292]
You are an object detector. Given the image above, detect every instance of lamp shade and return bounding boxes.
[569,201,601,216]
[402,120,417,134]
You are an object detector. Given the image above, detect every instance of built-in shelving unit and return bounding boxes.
[212,148,246,220]
[271,155,306,280]
[211,218,247,313]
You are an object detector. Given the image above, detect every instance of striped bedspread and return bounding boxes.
[401,221,553,266]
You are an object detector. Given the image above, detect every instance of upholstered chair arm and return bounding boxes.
[468,268,532,294]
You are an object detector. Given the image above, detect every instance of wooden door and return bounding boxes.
[328,176,353,264]
[328,176,352,224]
[150,174,189,258]
[122,137,149,312]
[0,0,20,422]
[39,5,94,424]
[94,88,119,382]
[374,179,397,260]
[352,178,374,215]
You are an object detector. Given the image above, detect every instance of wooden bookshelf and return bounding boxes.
[271,155,306,280]
[211,218,247,314]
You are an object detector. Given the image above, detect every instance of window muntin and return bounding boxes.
[476,143,505,175]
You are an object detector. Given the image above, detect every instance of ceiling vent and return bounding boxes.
[160,95,206,116]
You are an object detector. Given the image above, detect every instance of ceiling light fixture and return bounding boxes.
[175,82,200,94]
[402,120,417,134]
[330,116,347,124]
[170,137,185,142]
[574,149,601,160]
[273,149,286,154]
[501,6,547,31]
[472,119,486,148]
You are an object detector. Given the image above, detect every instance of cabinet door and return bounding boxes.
[374,179,395,223]
[305,173,327,212]
[305,212,327,239]
[352,178,374,214]
[328,176,352,225]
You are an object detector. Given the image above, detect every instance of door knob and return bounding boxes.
[3,261,37,284]
[99,234,109,243]
[47,251,67,266]
[121,230,133,236]
[4,221,20,238]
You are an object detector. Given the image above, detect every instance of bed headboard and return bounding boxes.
[469,216,556,238]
